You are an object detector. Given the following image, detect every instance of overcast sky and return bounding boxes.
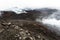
[0,0,60,10]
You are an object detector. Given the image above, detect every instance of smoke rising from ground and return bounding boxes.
[36,10,60,35]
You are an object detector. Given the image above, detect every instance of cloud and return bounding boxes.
[0,0,60,10]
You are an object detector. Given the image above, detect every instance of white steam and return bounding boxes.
[42,11,60,28]
[36,11,60,35]
[42,18,60,28]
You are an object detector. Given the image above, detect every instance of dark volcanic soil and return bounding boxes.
[0,8,60,40]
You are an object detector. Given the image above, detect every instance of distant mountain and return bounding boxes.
[0,8,57,21]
